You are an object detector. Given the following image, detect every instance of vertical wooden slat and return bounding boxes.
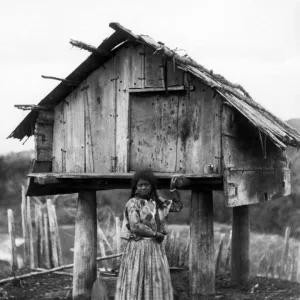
[73,191,97,300]
[115,217,121,254]
[215,233,225,274]
[184,228,190,268]
[52,204,63,266]
[27,197,35,269]
[190,189,215,300]
[171,231,180,267]
[225,230,232,272]
[35,204,41,267]
[7,209,18,271]
[97,223,109,271]
[43,209,51,269]
[280,226,291,279]
[47,199,59,268]
[39,207,45,267]
[291,243,297,282]
[21,186,29,267]
[231,206,250,287]
[297,243,300,283]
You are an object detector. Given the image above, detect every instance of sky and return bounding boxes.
[0,0,299,154]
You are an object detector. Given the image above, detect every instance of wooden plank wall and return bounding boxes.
[34,111,54,164]
[52,42,222,176]
[222,104,290,207]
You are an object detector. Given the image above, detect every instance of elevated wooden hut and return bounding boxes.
[9,23,300,299]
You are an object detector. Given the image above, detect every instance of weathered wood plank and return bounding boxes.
[52,102,65,172]
[114,46,130,173]
[129,93,179,172]
[21,186,30,267]
[176,79,222,175]
[43,209,51,269]
[222,104,291,207]
[231,206,250,287]
[86,58,115,173]
[47,199,59,268]
[64,87,85,172]
[27,197,35,269]
[129,86,194,93]
[167,59,184,87]
[73,191,97,300]
[145,45,164,88]
[34,111,54,162]
[7,209,18,271]
[189,189,215,299]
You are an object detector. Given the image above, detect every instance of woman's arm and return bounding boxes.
[169,177,183,212]
[169,189,183,212]
[127,201,156,237]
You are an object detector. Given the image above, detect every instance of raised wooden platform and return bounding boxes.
[26,172,223,196]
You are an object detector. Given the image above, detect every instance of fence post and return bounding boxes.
[215,233,225,274]
[280,226,291,279]
[43,207,51,269]
[7,209,18,271]
[27,196,35,268]
[47,199,59,267]
[52,203,63,266]
[225,230,232,272]
[21,186,29,267]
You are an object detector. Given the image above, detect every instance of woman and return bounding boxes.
[115,169,183,300]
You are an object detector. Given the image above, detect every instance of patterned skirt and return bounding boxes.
[115,238,173,300]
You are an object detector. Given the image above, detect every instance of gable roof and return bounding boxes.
[8,22,300,149]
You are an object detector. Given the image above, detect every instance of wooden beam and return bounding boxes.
[7,209,18,272]
[128,85,194,93]
[189,189,215,300]
[73,191,97,300]
[41,75,80,86]
[70,39,113,57]
[14,105,53,111]
[231,205,250,287]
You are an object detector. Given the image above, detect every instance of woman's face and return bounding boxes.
[136,179,152,196]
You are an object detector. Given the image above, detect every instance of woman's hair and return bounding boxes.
[130,169,164,208]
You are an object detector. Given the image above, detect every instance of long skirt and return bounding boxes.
[115,238,173,300]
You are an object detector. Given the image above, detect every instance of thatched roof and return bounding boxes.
[8,22,300,149]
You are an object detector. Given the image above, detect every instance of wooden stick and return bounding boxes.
[7,209,18,271]
[34,204,41,267]
[215,233,225,274]
[21,186,29,267]
[225,230,232,272]
[27,197,35,269]
[0,253,123,285]
[43,209,51,269]
[115,217,121,254]
[172,231,180,267]
[51,203,63,266]
[41,75,79,86]
[70,39,113,57]
[297,243,300,283]
[280,226,291,279]
[47,199,59,267]
[97,223,113,251]
[14,104,52,111]
[33,267,72,277]
[97,223,109,271]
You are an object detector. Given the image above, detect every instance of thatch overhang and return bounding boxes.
[8,22,300,149]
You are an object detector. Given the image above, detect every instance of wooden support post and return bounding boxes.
[297,243,300,283]
[27,197,35,268]
[231,205,250,287]
[7,209,18,271]
[21,186,29,267]
[189,189,215,300]
[35,204,41,267]
[73,191,97,300]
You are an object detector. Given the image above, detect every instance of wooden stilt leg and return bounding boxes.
[189,189,215,300]
[231,205,250,287]
[73,191,97,300]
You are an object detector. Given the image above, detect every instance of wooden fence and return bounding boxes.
[6,190,300,284]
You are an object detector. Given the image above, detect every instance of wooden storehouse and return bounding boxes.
[9,23,300,300]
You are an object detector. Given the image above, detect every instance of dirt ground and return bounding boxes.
[0,268,299,300]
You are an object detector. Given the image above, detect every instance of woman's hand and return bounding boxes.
[155,232,165,243]
[170,175,191,190]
